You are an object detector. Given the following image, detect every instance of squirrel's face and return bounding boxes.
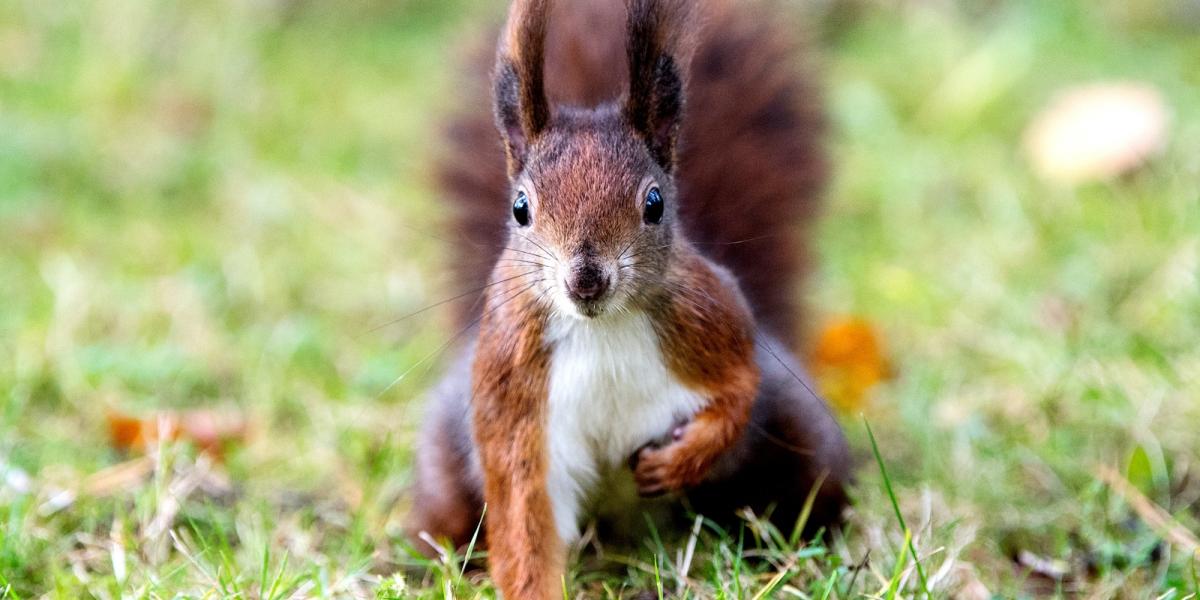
[508,110,675,319]
[491,0,686,318]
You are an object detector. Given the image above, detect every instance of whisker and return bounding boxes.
[755,336,821,404]
[527,285,555,312]
[694,234,780,247]
[394,220,493,250]
[376,278,546,399]
[362,269,541,336]
[616,235,639,262]
[502,246,556,263]
[495,258,552,269]
[514,234,559,265]
[750,333,839,457]
[622,244,673,262]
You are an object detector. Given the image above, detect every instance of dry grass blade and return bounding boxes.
[677,515,703,594]
[82,457,155,497]
[1094,464,1200,556]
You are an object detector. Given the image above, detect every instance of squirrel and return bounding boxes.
[406,0,852,597]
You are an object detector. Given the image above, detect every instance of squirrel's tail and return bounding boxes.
[436,0,825,345]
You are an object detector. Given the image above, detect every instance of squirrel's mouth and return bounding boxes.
[575,300,606,319]
[559,264,615,319]
[558,289,610,319]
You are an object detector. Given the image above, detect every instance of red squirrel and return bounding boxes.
[407,0,852,597]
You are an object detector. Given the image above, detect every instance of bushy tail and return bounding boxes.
[435,0,826,345]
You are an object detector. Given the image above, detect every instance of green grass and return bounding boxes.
[2,0,1199,596]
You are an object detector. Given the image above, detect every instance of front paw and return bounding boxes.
[632,444,676,497]
[631,441,705,497]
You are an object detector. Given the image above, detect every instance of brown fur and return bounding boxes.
[409,1,847,597]
[438,0,826,342]
[470,268,560,599]
[469,242,762,596]
[494,0,550,174]
[635,251,759,494]
[404,404,481,553]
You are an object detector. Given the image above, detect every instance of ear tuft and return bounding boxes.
[648,55,683,170]
[624,0,688,173]
[494,60,528,170]
[493,0,552,177]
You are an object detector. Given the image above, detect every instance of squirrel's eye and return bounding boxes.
[643,187,664,224]
[513,191,531,227]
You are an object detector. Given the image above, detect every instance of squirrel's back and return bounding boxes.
[437,0,825,343]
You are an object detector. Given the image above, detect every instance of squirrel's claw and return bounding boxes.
[632,444,673,497]
[631,418,726,496]
[632,441,698,497]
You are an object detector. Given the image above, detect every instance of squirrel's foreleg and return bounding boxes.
[475,414,563,599]
[472,302,562,599]
[632,369,757,496]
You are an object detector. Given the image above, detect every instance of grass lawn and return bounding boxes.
[2,0,1199,597]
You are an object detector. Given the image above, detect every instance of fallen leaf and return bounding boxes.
[809,317,890,412]
[1024,82,1169,184]
[106,412,150,450]
[106,409,247,459]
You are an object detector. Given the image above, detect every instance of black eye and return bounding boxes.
[643,187,664,224]
[513,191,530,226]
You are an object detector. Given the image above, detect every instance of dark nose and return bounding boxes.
[567,265,609,302]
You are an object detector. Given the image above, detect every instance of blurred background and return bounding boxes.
[1,0,1198,596]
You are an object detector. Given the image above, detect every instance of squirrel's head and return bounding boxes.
[492,0,687,319]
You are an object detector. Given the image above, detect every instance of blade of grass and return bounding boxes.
[818,569,839,600]
[460,503,486,580]
[1191,551,1198,594]
[884,529,911,600]
[1095,464,1200,555]
[678,514,703,594]
[655,554,665,600]
[0,573,18,600]
[644,512,675,586]
[749,565,790,600]
[790,470,829,547]
[864,417,930,596]
[259,544,271,598]
[733,527,745,600]
[266,550,291,600]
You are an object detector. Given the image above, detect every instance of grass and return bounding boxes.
[2,0,1199,596]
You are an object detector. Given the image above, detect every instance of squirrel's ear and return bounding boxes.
[624,0,685,173]
[494,0,551,177]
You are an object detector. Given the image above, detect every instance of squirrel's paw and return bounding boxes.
[630,424,705,497]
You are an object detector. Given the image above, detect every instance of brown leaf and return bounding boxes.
[105,409,247,459]
[809,317,891,412]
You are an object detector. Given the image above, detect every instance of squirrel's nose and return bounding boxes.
[567,268,609,302]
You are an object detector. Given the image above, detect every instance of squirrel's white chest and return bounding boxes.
[543,312,706,542]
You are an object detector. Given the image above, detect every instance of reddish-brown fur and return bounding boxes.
[470,246,762,597]
[471,274,560,599]
[635,252,759,494]
[438,0,825,342]
[409,1,849,598]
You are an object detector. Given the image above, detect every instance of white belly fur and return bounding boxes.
[544,310,707,543]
